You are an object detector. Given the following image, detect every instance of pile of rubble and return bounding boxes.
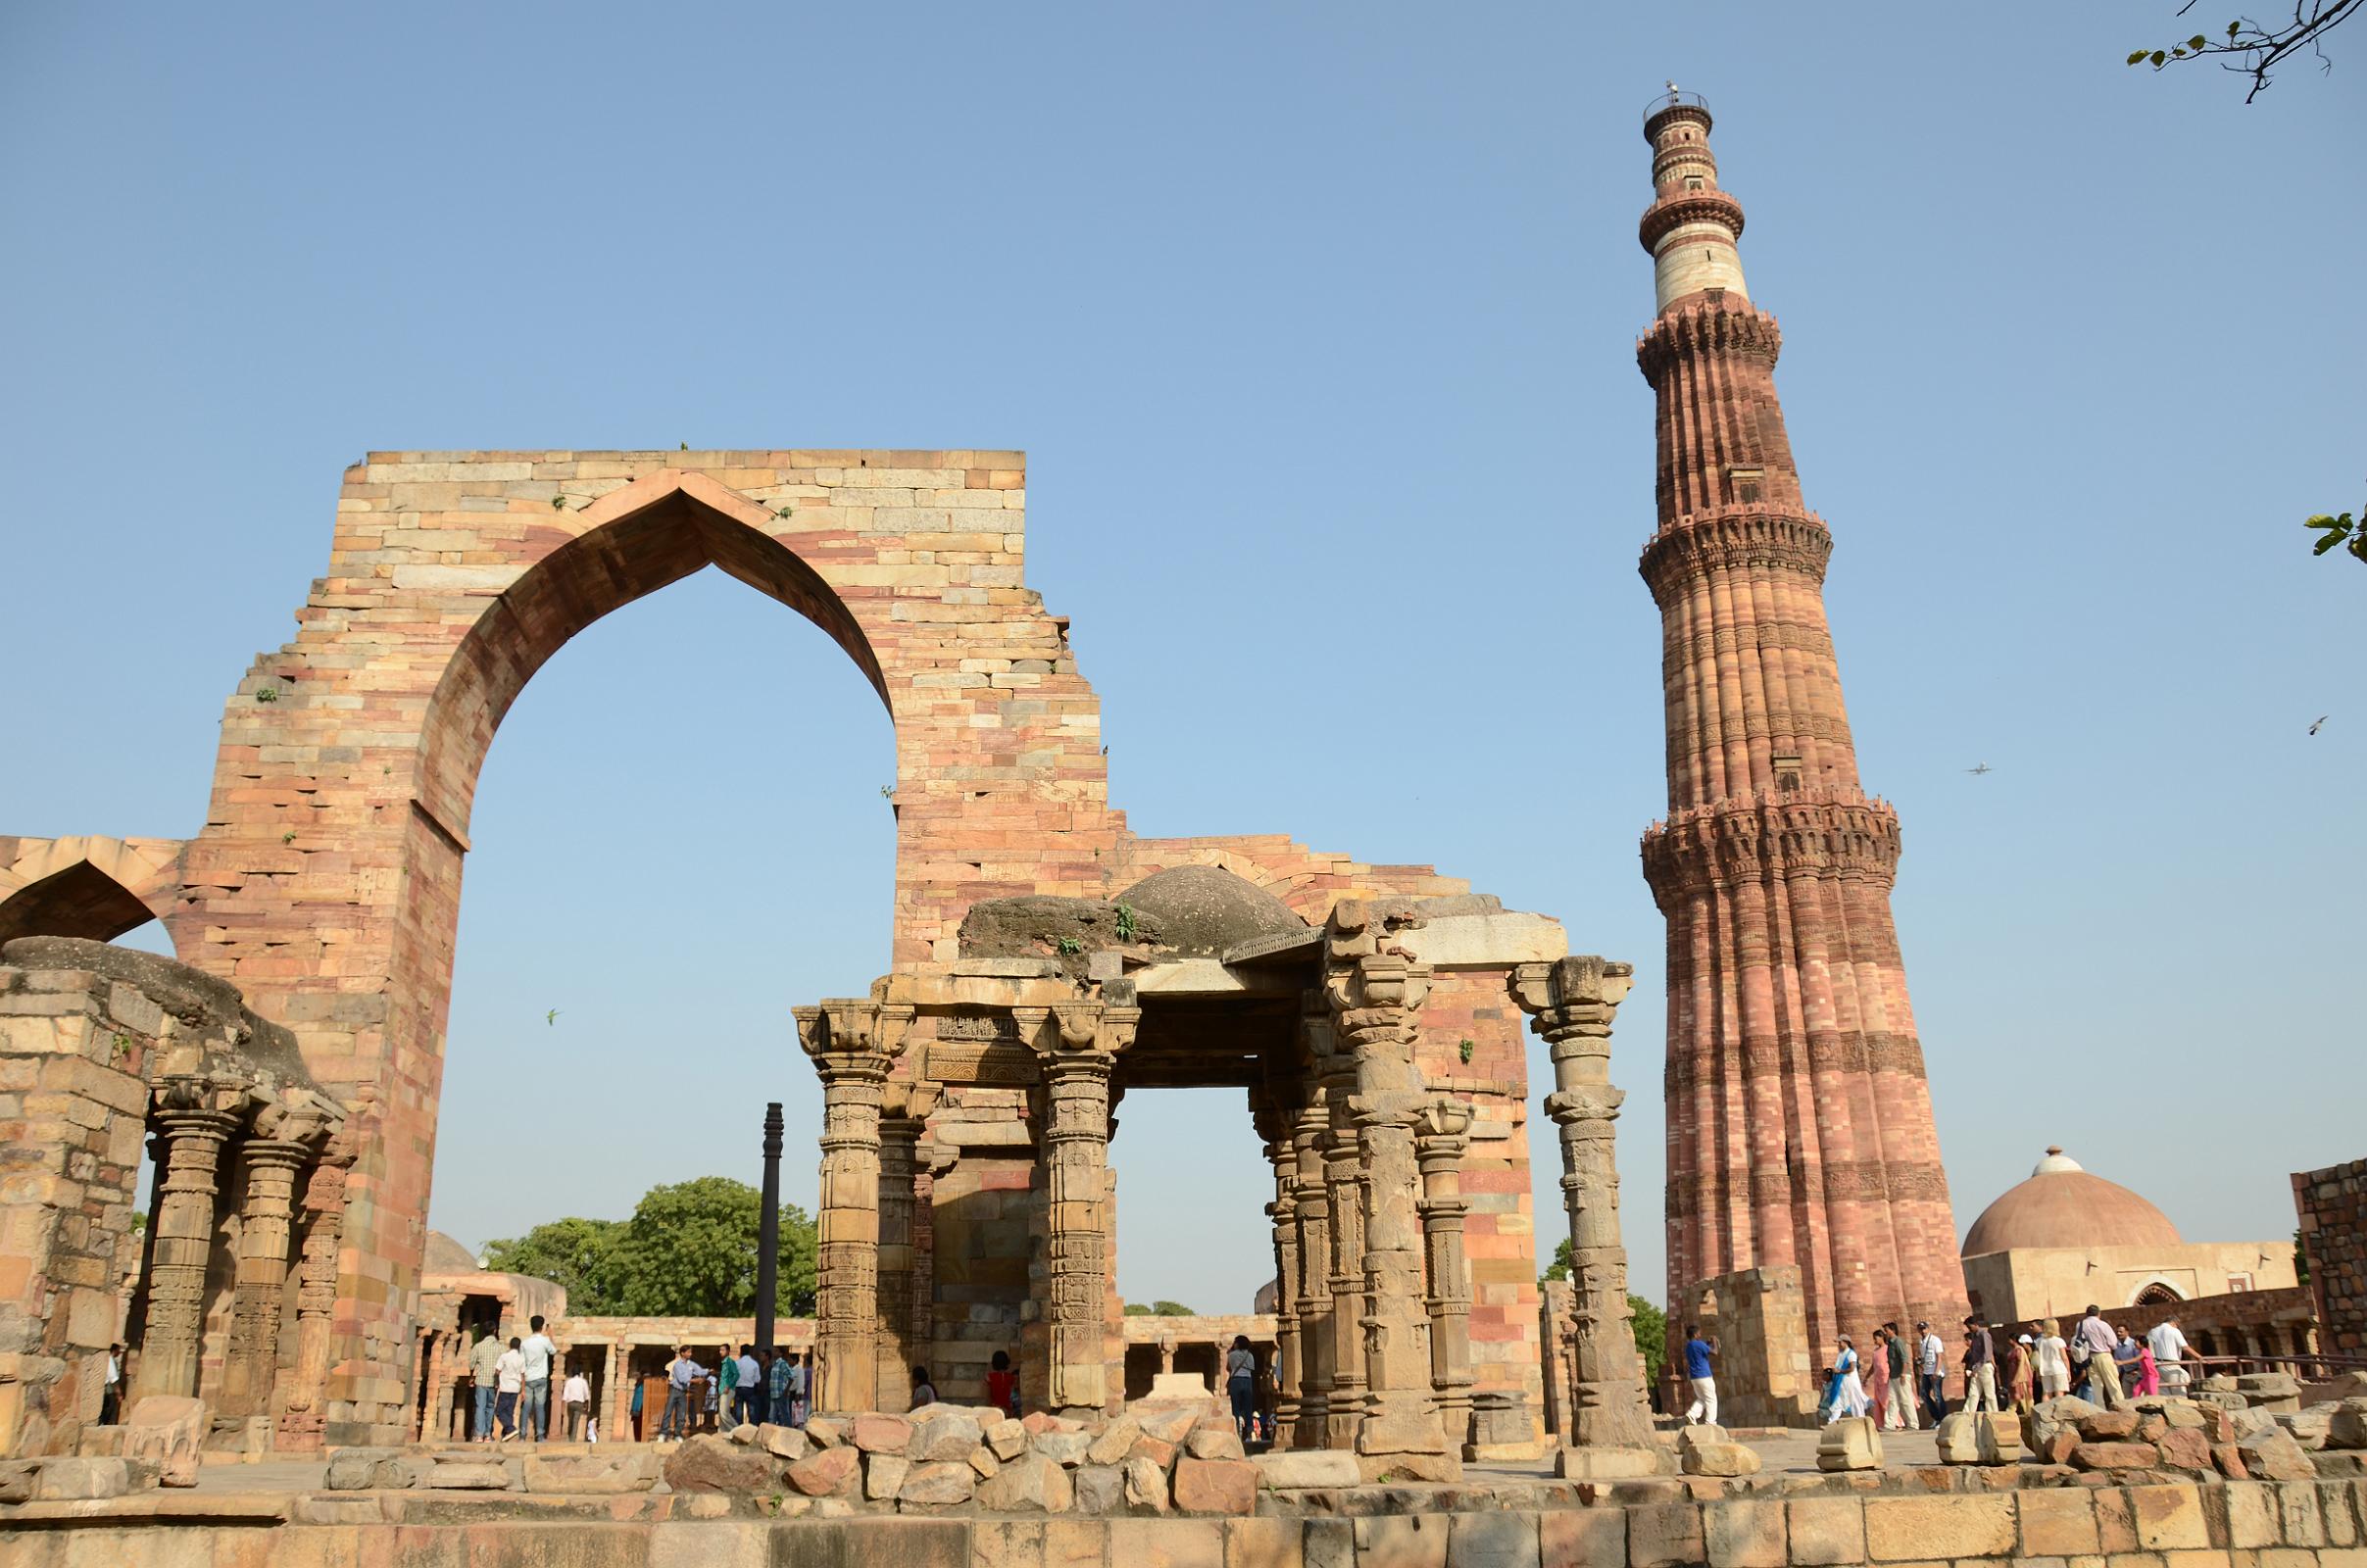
[321,1393,1361,1517]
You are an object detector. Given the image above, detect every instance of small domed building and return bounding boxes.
[1958,1148,2298,1324]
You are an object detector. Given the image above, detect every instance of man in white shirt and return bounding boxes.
[2075,1306,2126,1409]
[2146,1316,2194,1396]
[494,1338,525,1439]
[561,1369,592,1441]
[519,1316,561,1442]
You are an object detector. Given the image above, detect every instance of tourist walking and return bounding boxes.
[1961,1316,1997,1413]
[1916,1321,1947,1423]
[494,1337,525,1440]
[101,1344,123,1426]
[1884,1322,1918,1430]
[2035,1320,2070,1399]
[735,1345,763,1428]
[911,1365,939,1407]
[469,1328,503,1442]
[1820,1335,1868,1422]
[661,1348,702,1441]
[790,1352,812,1426]
[2147,1315,2194,1396]
[768,1346,794,1426]
[628,1377,645,1441]
[717,1345,740,1431]
[987,1349,1018,1417]
[1864,1328,1891,1427]
[519,1316,559,1442]
[561,1367,591,1441]
[2007,1334,2036,1413]
[1225,1335,1258,1444]
[2075,1306,2126,1408]
[1681,1324,1718,1426]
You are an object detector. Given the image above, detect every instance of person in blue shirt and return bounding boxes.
[1682,1325,1719,1426]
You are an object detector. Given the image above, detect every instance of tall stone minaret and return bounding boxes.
[1632,92,1969,1359]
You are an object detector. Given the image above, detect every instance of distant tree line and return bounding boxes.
[480,1175,817,1317]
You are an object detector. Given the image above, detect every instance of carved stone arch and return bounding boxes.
[0,836,185,951]
[413,469,893,842]
[2129,1278,2183,1308]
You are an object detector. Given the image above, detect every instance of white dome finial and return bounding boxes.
[2033,1146,2084,1176]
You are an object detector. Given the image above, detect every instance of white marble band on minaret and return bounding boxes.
[1641,87,1749,314]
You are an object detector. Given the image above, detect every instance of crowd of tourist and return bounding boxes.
[454,1333,1044,1444]
[1680,1305,2201,1436]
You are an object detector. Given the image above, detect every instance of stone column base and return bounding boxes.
[1465,1437,1553,1463]
[1355,1449,1461,1484]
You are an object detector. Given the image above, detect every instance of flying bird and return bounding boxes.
[545,1008,561,1027]
[2309,715,2328,736]
[1966,762,1993,775]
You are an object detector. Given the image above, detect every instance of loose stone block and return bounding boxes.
[2076,1443,2165,1473]
[1186,1421,1247,1461]
[912,1414,980,1463]
[986,1419,1029,1460]
[764,1424,812,1461]
[1125,1455,1173,1512]
[1034,1430,1094,1466]
[1862,1494,2015,1561]
[1087,1415,1141,1467]
[668,1434,776,1494]
[1785,1496,1865,1566]
[901,1460,977,1506]
[977,1450,1074,1513]
[1255,1450,1362,1489]
[30,1455,126,1499]
[1702,1499,1787,1568]
[426,1459,513,1490]
[1171,1456,1256,1516]
[119,1395,203,1487]
[855,1413,915,1452]
[788,1445,863,1497]
[1072,1463,1123,1515]
[1816,1418,1884,1472]
[867,1452,912,1500]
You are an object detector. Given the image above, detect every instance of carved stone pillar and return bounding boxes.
[1255,1098,1304,1446]
[1288,1086,1334,1449]
[1510,956,1662,1470]
[1157,1339,1175,1374]
[1415,1099,1475,1448]
[912,1138,954,1387]
[795,998,913,1415]
[875,1082,937,1403]
[222,1100,329,1421]
[133,1095,242,1403]
[1325,904,1452,1476]
[1313,1005,1367,1450]
[1018,984,1138,1415]
[274,1140,350,1448]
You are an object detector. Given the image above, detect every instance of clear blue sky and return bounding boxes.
[4,4,2359,1317]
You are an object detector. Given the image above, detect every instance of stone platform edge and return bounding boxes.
[3,1474,2366,1568]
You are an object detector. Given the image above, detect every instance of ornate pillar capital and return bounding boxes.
[796,999,913,1081]
[1508,956,1635,1045]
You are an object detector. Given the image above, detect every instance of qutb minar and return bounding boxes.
[1632,92,1971,1360]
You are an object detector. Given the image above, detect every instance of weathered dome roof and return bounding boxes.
[1961,1147,2183,1256]
[1114,865,1307,956]
[423,1231,479,1274]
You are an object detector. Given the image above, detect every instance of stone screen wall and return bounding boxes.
[2294,1155,2366,1357]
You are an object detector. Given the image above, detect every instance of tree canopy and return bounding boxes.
[480,1176,816,1317]
[1122,1300,1197,1316]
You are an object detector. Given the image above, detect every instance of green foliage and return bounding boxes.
[2296,1228,2312,1286]
[1113,903,1139,942]
[1122,1299,1196,1316]
[1056,936,1083,956]
[1457,1038,1474,1064]
[253,686,279,704]
[1542,1237,1572,1282]
[481,1177,817,1318]
[1628,1294,1668,1389]
[2306,509,2365,563]
[549,493,568,510]
[483,1217,629,1313]
[2125,2,2361,101]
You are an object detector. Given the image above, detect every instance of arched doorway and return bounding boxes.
[2132,1281,2182,1308]
[0,836,184,953]
[165,455,1118,1443]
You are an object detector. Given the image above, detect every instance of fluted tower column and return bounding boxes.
[1632,91,1967,1357]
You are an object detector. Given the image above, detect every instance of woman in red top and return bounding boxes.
[986,1350,1017,1415]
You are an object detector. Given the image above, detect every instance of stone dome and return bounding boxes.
[423,1230,480,1274]
[1114,864,1307,956]
[1960,1147,2183,1256]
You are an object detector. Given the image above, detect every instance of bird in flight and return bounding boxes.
[545,1008,561,1027]
[2309,715,2328,736]
[1966,762,1993,775]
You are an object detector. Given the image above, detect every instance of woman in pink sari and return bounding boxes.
[2134,1342,2159,1396]
[1865,1328,1893,1428]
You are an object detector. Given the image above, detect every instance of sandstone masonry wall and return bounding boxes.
[2296,1158,2367,1358]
